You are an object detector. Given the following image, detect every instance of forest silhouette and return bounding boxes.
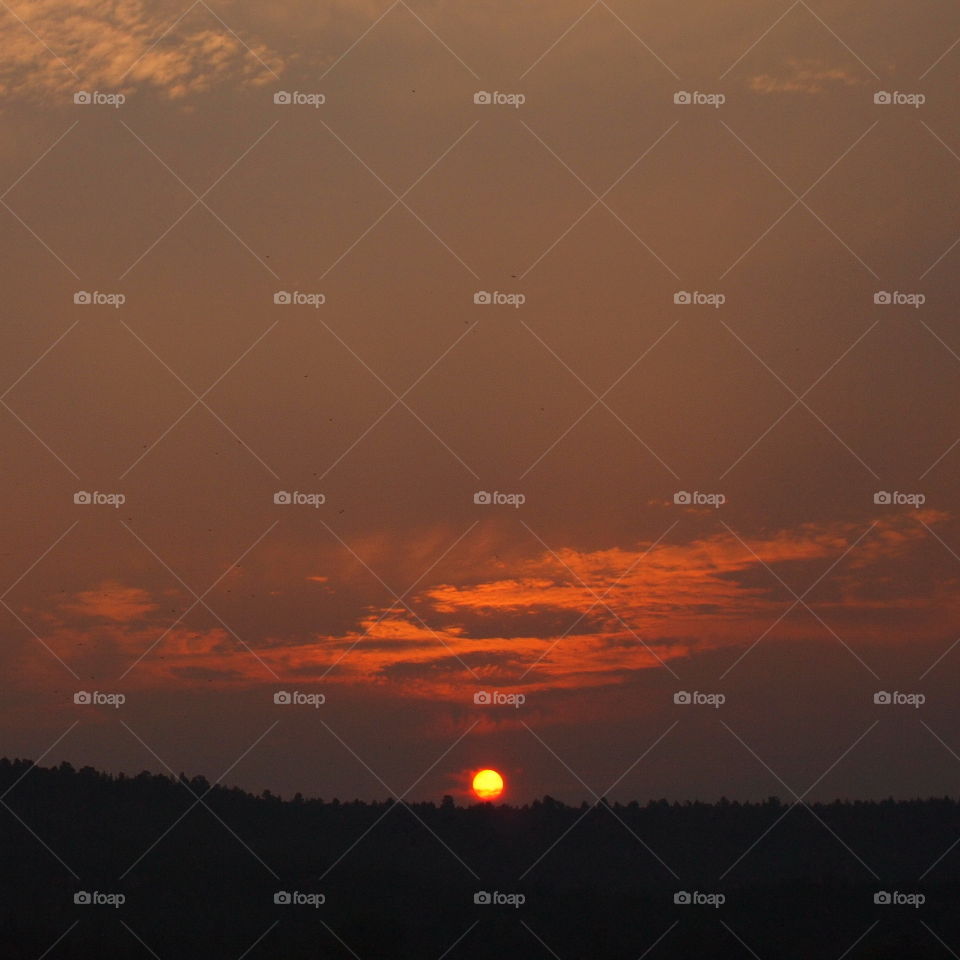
[3,758,960,958]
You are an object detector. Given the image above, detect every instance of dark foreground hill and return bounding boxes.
[3,758,960,958]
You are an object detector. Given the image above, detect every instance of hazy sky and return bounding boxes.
[2,0,960,804]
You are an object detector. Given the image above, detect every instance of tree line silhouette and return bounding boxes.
[2,758,959,958]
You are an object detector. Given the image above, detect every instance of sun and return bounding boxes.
[472,768,504,800]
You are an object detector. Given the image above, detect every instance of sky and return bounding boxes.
[1,0,960,805]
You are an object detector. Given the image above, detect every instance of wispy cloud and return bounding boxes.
[16,512,952,701]
[0,0,283,101]
[749,58,867,94]
[59,581,158,622]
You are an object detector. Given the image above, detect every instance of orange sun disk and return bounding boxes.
[472,768,504,800]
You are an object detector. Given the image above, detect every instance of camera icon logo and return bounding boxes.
[474,491,492,505]
[74,91,91,105]
[474,691,491,704]
[73,491,92,505]
[874,691,892,705]
[874,891,891,904]
[674,91,691,104]
[74,891,92,904]
[473,291,492,305]
[874,291,892,305]
[274,691,292,705]
[674,891,692,904]
[474,91,492,105]
[274,491,292,505]
[74,691,92,704]
[673,691,692,705]
[874,91,892,104]
[474,891,492,904]
[873,491,891,505]
[673,491,691,505]
[74,291,92,305]
[274,291,292,305]
[274,891,292,904]
[673,291,692,304]
[274,91,292,105]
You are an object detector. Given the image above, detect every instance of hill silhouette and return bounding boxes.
[2,758,960,958]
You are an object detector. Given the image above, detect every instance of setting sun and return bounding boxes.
[472,769,504,800]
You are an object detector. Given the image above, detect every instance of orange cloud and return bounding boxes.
[60,581,158,622]
[15,511,956,701]
[0,0,283,101]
